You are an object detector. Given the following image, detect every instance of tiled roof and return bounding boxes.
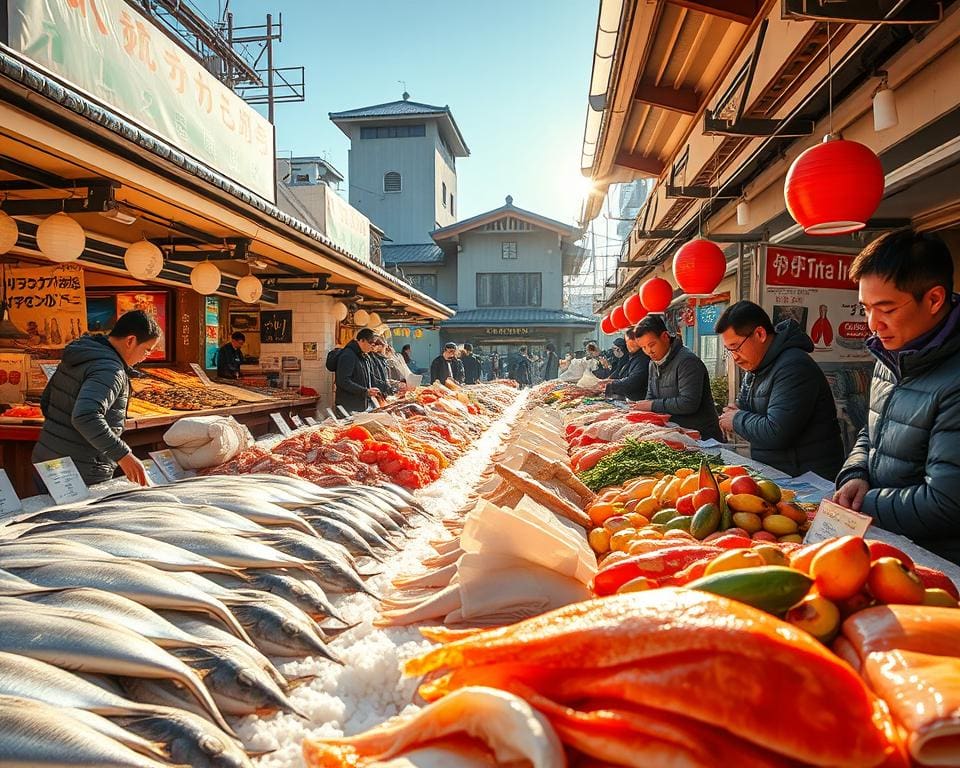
[382,244,445,265]
[328,100,448,119]
[442,308,597,327]
[432,198,581,241]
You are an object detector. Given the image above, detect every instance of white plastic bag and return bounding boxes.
[163,415,252,469]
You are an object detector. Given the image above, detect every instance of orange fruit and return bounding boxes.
[588,527,611,554]
[626,512,650,529]
[675,468,695,479]
[678,474,700,496]
[809,536,871,601]
[609,529,638,552]
[587,502,623,527]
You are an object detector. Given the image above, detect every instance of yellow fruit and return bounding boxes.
[598,550,630,567]
[588,527,610,554]
[603,515,634,534]
[810,536,871,601]
[674,467,695,479]
[617,576,658,593]
[785,594,841,642]
[663,528,695,541]
[626,512,651,530]
[651,478,669,501]
[779,534,804,544]
[762,515,799,536]
[625,478,658,500]
[634,496,660,518]
[678,474,700,496]
[703,549,766,576]
[659,477,682,505]
[731,511,763,534]
[609,529,638,552]
[726,493,774,515]
[634,528,663,540]
[753,544,789,567]
[776,502,808,525]
[922,588,959,608]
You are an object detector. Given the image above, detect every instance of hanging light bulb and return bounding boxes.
[354,308,370,326]
[36,212,85,262]
[0,211,19,254]
[736,199,750,227]
[873,78,898,132]
[367,312,382,327]
[190,261,221,295]
[236,274,263,303]
[332,301,349,321]
[123,239,163,280]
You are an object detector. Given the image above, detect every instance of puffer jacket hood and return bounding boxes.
[61,333,129,371]
[755,320,813,373]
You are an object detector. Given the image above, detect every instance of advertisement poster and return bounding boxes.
[5,264,87,348]
[0,353,29,404]
[116,291,167,361]
[261,310,293,344]
[204,297,220,369]
[762,247,871,362]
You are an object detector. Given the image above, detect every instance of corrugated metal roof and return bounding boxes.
[441,308,596,327]
[328,99,448,118]
[382,244,445,265]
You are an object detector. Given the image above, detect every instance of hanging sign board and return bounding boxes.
[148,449,194,481]
[261,311,293,343]
[804,498,873,544]
[5,264,87,349]
[33,457,90,505]
[269,412,292,436]
[0,469,22,517]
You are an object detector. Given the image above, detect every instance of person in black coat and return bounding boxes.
[461,343,482,385]
[605,328,650,400]
[430,342,464,385]
[717,301,843,478]
[335,328,380,413]
[541,342,560,381]
[33,310,161,486]
[216,332,245,380]
[511,346,534,388]
[604,337,628,379]
[367,336,397,397]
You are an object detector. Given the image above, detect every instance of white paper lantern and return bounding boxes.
[236,274,263,303]
[873,85,898,132]
[123,239,163,280]
[353,308,370,326]
[367,312,382,327]
[190,261,221,295]
[332,301,348,321]
[0,211,19,254]
[736,200,750,227]
[36,212,85,262]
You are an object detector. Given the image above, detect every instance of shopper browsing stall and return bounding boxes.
[32,310,159,486]
[716,300,844,479]
[368,336,398,398]
[335,328,381,414]
[461,343,482,384]
[604,329,649,400]
[430,342,465,385]
[833,230,960,564]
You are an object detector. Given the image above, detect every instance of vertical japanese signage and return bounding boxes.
[5,264,87,348]
[762,247,870,362]
[204,297,219,369]
[7,0,276,201]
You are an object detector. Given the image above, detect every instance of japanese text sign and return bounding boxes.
[5,264,87,349]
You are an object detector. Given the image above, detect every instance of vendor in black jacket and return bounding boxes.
[430,342,465,385]
[633,315,723,441]
[833,230,960,564]
[716,301,843,479]
[335,328,380,414]
[33,310,160,486]
[604,328,649,399]
[216,332,245,380]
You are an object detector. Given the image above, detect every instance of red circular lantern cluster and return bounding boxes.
[639,277,673,313]
[673,238,726,296]
[784,137,884,235]
[600,314,616,335]
[623,292,647,325]
[610,305,630,330]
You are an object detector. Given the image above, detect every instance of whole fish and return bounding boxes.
[0,566,52,595]
[292,513,385,562]
[116,709,254,768]
[0,538,119,562]
[143,528,314,572]
[0,606,234,736]
[148,489,318,535]
[209,571,346,624]
[307,502,400,551]
[0,695,170,768]
[322,495,409,536]
[226,596,342,661]
[24,503,264,533]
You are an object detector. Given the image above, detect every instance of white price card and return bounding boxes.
[326,408,338,421]
[290,414,304,428]
[142,459,168,486]
[305,416,318,426]
[40,363,59,381]
[0,469,22,517]
[269,412,292,436]
[148,449,194,481]
[33,457,90,505]
[803,498,872,544]
[189,363,213,386]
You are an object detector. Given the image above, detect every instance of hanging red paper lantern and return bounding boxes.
[784,136,884,235]
[600,314,616,335]
[639,277,673,313]
[673,238,726,296]
[623,293,647,325]
[611,305,629,330]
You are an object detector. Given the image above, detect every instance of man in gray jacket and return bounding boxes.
[716,301,843,479]
[33,310,161,486]
[632,315,722,441]
[834,230,960,565]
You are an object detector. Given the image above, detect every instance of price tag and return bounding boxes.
[336,405,350,419]
[0,469,22,517]
[189,363,213,386]
[148,449,194,481]
[326,408,339,421]
[803,498,872,544]
[269,412,292,436]
[142,459,168,486]
[33,457,90,505]
[305,416,318,426]
[40,363,59,381]
[290,414,304,428]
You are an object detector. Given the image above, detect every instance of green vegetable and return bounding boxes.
[577,439,722,492]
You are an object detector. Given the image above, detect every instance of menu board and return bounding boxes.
[261,310,293,343]
[5,264,87,348]
[269,412,292,436]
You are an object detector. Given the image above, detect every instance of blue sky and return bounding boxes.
[201,1,597,224]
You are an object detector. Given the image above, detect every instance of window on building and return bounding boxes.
[294,173,309,184]
[442,182,447,208]
[476,272,541,307]
[383,171,402,193]
[449,193,454,216]
[501,241,518,260]
[361,124,426,139]
[406,273,438,297]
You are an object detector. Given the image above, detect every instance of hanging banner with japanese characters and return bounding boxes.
[5,264,87,349]
[6,0,276,201]
[761,246,870,362]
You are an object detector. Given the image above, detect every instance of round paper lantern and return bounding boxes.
[36,212,85,262]
[236,274,263,303]
[673,239,726,296]
[353,309,370,326]
[639,277,673,313]
[377,324,390,335]
[190,261,221,295]
[332,301,349,321]
[0,210,19,254]
[600,314,616,335]
[123,239,163,280]
[611,305,629,330]
[367,312,382,327]
[414,328,423,339]
[784,137,884,235]
[623,293,647,325]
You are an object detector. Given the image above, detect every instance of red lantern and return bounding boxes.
[611,305,629,330]
[639,277,673,313]
[623,293,647,324]
[784,137,884,235]
[600,314,616,335]
[673,238,726,296]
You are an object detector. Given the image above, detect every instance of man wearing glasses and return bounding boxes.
[715,300,843,479]
[833,230,960,565]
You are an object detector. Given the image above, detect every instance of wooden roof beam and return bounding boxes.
[666,0,761,26]
[634,82,701,115]
[614,151,665,176]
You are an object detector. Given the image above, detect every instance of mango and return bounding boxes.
[609,528,638,552]
[810,536,871,601]
[756,479,782,504]
[731,511,762,534]
[690,503,721,540]
[726,493,774,515]
[785,593,841,642]
[664,515,693,533]
[762,514,799,537]
[922,588,959,608]
[651,508,679,525]
[588,527,611,554]
[776,502,808,525]
[753,544,789,567]
[704,549,766,575]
